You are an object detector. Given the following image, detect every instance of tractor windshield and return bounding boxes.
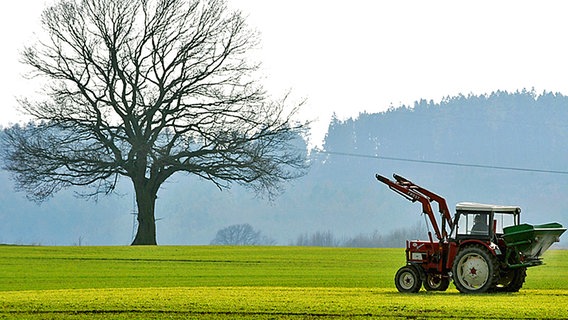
[456,212,490,237]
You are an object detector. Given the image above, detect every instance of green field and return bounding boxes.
[0,246,567,319]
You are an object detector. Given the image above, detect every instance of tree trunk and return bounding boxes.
[131,180,158,245]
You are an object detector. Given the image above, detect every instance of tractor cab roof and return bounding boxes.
[456,202,521,213]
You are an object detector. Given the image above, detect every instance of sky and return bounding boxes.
[2,0,568,146]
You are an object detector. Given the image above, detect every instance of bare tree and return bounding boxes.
[210,223,274,245]
[1,0,308,245]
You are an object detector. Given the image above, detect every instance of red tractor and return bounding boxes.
[376,173,566,293]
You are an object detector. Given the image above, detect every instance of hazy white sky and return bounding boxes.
[2,0,568,145]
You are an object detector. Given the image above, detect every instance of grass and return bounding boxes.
[0,246,401,290]
[0,246,566,319]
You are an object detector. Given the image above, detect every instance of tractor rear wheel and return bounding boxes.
[423,274,450,291]
[452,245,499,293]
[495,267,527,292]
[394,265,421,293]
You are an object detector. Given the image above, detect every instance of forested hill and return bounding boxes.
[1,90,567,246]
[324,89,568,173]
[313,89,568,242]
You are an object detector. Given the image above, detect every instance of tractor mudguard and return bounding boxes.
[458,239,500,256]
[409,262,426,281]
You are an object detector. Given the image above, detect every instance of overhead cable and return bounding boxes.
[316,150,568,175]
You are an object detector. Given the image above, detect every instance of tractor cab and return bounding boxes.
[453,202,520,241]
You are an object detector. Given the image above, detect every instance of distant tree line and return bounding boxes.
[212,222,424,248]
[290,222,424,247]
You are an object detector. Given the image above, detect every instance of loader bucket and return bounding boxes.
[503,223,566,260]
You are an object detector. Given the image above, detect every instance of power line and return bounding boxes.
[316,150,568,175]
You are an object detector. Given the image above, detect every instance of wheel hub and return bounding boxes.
[400,271,416,289]
[457,254,489,290]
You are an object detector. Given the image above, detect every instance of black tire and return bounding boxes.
[452,245,499,293]
[495,267,527,292]
[394,265,421,293]
[423,274,450,291]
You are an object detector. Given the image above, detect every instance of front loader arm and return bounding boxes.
[375,173,453,241]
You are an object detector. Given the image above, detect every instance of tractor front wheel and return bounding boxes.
[394,265,421,293]
[452,245,498,293]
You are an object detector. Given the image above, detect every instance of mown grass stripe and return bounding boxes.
[1,287,567,319]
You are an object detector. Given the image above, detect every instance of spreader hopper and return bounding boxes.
[503,222,566,265]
